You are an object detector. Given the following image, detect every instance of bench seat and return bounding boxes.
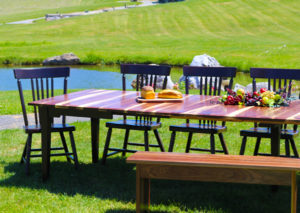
[127,152,300,213]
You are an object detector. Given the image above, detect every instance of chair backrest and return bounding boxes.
[120,64,171,122]
[251,68,300,98]
[183,66,237,95]
[14,67,70,127]
[251,68,300,130]
[120,64,171,91]
[183,66,237,126]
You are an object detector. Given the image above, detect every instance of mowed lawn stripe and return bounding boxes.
[239,1,295,34]
[0,0,136,23]
[212,2,253,35]
[0,0,299,69]
[180,5,218,37]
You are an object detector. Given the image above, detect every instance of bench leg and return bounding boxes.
[136,165,150,213]
[168,131,176,152]
[291,171,297,213]
[185,132,193,153]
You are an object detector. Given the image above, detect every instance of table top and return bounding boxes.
[29,89,300,124]
[127,151,300,171]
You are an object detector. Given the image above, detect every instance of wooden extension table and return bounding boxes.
[29,89,300,181]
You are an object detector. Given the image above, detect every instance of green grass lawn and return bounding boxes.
[0,86,300,212]
[0,118,298,212]
[0,0,299,70]
[0,0,136,23]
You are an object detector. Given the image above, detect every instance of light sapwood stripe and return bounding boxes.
[287,112,300,120]
[37,89,102,104]
[139,103,172,112]
[268,107,291,119]
[145,103,175,113]
[183,104,220,115]
[78,92,135,107]
[169,96,217,114]
[56,90,114,106]
[226,106,255,117]
[123,103,148,111]
[131,96,189,113]
[95,97,136,108]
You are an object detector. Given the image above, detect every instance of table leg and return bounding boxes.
[291,171,297,213]
[39,106,52,181]
[136,165,150,213]
[270,124,281,156]
[91,118,100,163]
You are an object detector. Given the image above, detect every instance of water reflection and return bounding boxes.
[0,67,135,91]
[0,65,254,91]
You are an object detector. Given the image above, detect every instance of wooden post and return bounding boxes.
[291,171,297,213]
[136,165,150,213]
[39,106,52,181]
[91,118,100,163]
[271,124,281,156]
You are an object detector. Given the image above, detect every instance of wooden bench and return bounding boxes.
[127,152,300,213]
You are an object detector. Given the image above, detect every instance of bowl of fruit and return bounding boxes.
[220,88,290,107]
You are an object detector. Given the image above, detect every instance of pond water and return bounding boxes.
[0,66,136,91]
[0,65,253,91]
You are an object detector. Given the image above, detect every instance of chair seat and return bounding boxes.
[169,123,227,134]
[240,127,298,139]
[24,124,75,133]
[106,120,161,131]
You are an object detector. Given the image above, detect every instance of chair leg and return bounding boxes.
[102,128,112,165]
[168,131,176,152]
[59,131,71,163]
[69,131,79,169]
[218,133,229,154]
[153,129,165,152]
[290,138,299,158]
[239,136,247,155]
[185,132,193,153]
[285,139,291,157]
[210,134,215,154]
[122,129,130,157]
[144,131,149,151]
[20,136,29,164]
[254,137,261,156]
[25,133,32,175]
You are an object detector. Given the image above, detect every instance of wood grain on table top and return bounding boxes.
[29,89,300,124]
[127,151,300,171]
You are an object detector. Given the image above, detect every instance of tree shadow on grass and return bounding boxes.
[0,157,294,213]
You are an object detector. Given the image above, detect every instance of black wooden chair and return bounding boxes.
[168,66,237,154]
[239,68,300,157]
[14,67,79,175]
[102,64,171,164]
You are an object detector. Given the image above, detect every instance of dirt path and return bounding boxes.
[0,114,90,130]
[6,0,157,25]
[0,114,124,130]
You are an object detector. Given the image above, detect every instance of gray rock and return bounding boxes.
[157,76,174,89]
[245,82,271,93]
[179,75,199,89]
[179,54,225,90]
[43,53,80,65]
[131,75,174,89]
[233,83,246,92]
[190,54,221,67]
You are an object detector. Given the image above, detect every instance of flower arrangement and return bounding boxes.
[220,88,290,107]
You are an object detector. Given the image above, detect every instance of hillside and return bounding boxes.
[0,0,134,23]
[0,0,299,70]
